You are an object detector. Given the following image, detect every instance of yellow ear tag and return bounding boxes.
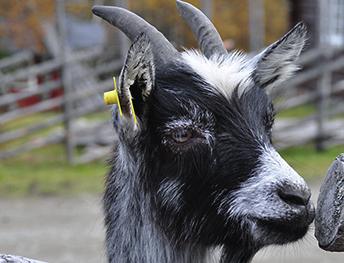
[103,77,137,124]
[104,77,123,117]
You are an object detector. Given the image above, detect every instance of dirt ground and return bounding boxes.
[0,183,343,263]
[0,195,106,263]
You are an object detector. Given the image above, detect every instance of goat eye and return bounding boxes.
[171,129,192,143]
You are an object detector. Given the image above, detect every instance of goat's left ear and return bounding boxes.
[117,33,155,123]
[251,22,307,89]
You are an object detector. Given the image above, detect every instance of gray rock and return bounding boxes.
[315,153,344,251]
[0,255,47,263]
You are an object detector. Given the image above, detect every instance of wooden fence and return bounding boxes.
[1,0,344,164]
[0,44,123,163]
[272,46,344,150]
[1,45,343,163]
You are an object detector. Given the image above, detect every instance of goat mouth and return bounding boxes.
[252,216,313,244]
[245,204,315,245]
[252,200,315,228]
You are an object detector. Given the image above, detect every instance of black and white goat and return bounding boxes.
[92,1,315,262]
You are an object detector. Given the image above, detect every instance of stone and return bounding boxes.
[315,153,344,251]
[0,255,47,263]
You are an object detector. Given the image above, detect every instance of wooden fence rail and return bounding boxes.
[0,80,62,107]
[0,50,34,71]
[0,73,115,124]
[0,43,343,162]
[0,47,102,86]
[275,80,344,112]
[0,79,113,144]
[0,103,108,160]
[0,59,121,108]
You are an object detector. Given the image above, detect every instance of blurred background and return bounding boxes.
[0,0,343,262]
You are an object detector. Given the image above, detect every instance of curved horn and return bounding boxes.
[92,6,179,66]
[176,0,227,58]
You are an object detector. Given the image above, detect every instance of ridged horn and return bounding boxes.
[92,6,179,66]
[176,0,227,58]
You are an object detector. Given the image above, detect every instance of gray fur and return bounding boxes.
[105,139,219,263]
[251,22,307,90]
[118,34,155,118]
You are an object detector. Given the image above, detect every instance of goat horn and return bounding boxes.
[176,0,227,58]
[92,6,179,66]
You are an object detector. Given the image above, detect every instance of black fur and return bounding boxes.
[100,5,313,263]
[104,60,313,263]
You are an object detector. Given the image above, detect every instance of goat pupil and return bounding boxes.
[172,129,192,143]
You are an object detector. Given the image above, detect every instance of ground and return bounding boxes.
[0,182,343,263]
[0,195,105,263]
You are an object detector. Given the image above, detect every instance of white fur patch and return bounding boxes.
[181,50,253,98]
[223,145,308,222]
[258,145,306,186]
[252,22,306,90]
[158,178,184,212]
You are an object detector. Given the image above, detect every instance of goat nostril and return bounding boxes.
[279,192,307,206]
[278,187,310,207]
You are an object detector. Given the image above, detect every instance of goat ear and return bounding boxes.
[251,22,307,89]
[118,33,155,122]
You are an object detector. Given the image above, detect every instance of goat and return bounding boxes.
[92,1,315,262]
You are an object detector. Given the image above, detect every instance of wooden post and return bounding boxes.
[248,0,265,51]
[316,70,331,151]
[201,0,213,19]
[56,0,74,163]
[315,0,331,151]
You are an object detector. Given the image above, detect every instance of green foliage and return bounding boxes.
[0,0,289,54]
[0,49,9,59]
[278,104,316,118]
[0,0,55,53]
[280,145,344,181]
